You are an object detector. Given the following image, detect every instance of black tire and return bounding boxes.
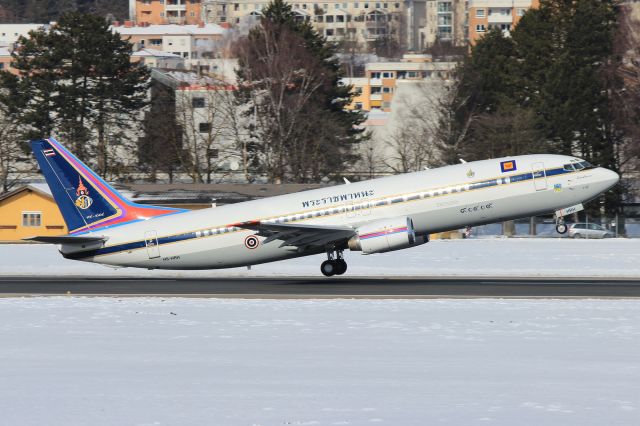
[334,259,348,275]
[573,233,582,239]
[556,224,568,234]
[321,260,336,277]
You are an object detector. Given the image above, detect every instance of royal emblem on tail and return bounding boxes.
[74,177,93,210]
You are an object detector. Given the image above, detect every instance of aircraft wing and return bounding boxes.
[24,235,108,244]
[237,222,356,249]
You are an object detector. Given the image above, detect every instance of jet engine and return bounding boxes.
[348,217,428,254]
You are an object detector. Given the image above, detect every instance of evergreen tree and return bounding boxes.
[234,0,366,183]
[0,12,149,177]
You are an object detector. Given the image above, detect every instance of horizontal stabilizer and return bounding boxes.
[24,235,108,245]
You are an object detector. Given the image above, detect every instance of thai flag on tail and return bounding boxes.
[43,148,55,157]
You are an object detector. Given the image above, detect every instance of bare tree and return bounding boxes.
[233,1,365,184]
[175,84,242,183]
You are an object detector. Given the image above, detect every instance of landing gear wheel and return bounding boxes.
[321,260,336,277]
[556,223,568,234]
[334,259,347,275]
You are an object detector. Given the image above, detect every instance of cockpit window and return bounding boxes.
[578,161,595,169]
[563,164,575,171]
[574,162,585,170]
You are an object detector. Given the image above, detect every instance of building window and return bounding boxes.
[326,28,334,36]
[0,63,4,70]
[354,2,359,7]
[355,102,363,110]
[199,122,211,132]
[22,212,41,227]
[208,148,219,159]
[395,2,399,8]
[476,8,485,18]
[234,3,239,10]
[371,86,381,93]
[476,24,485,32]
[382,72,393,78]
[326,15,334,22]
[192,97,205,108]
[371,72,381,79]
[355,87,363,95]
[382,87,392,93]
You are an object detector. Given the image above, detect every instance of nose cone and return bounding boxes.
[599,168,620,190]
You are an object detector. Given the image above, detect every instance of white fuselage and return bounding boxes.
[60,154,619,269]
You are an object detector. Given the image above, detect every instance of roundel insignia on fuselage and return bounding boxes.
[244,235,260,249]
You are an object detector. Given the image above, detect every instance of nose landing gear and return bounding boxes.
[555,216,568,234]
[320,247,348,277]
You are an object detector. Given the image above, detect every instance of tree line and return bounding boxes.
[0,0,637,220]
[0,0,128,23]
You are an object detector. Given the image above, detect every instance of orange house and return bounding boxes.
[0,184,67,242]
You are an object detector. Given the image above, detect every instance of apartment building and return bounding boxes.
[0,23,48,46]
[342,54,456,112]
[131,0,428,51]
[421,0,467,48]
[468,0,539,43]
[112,22,225,60]
[131,0,204,25]
[145,69,243,181]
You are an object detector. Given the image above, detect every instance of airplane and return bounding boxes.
[27,137,619,276]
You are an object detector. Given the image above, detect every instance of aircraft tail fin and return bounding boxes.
[30,138,185,234]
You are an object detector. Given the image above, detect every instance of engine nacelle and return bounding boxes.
[348,217,428,254]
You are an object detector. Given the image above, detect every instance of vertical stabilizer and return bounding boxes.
[30,137,185,234]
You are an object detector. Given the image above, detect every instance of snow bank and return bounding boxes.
[0,297,638,425]
[1,238,639,277]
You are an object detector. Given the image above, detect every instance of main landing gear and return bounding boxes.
[320,247,347,277]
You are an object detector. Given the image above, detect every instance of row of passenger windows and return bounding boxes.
[195,177,513,238]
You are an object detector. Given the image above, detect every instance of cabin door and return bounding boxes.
[144,230,161,259]
[532,162,548,191]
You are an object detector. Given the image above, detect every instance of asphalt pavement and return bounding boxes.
[0,276,639,297]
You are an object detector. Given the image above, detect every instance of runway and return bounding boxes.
[1,276,640,297]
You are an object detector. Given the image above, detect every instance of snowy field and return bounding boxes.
[1,238,639,277]
[0,297,639,426]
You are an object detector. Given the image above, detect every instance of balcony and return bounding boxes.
[487,13,513,24]
[370,94,382,101]
[369,78,382,86]
[166,4,187,12]
[167,16,186,24]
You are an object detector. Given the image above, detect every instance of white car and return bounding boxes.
[568,223,613,239]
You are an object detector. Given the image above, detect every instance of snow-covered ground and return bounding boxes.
[1,238,639,277]
[0,297,639,426]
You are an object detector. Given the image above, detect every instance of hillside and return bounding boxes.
[0,0,128,23]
